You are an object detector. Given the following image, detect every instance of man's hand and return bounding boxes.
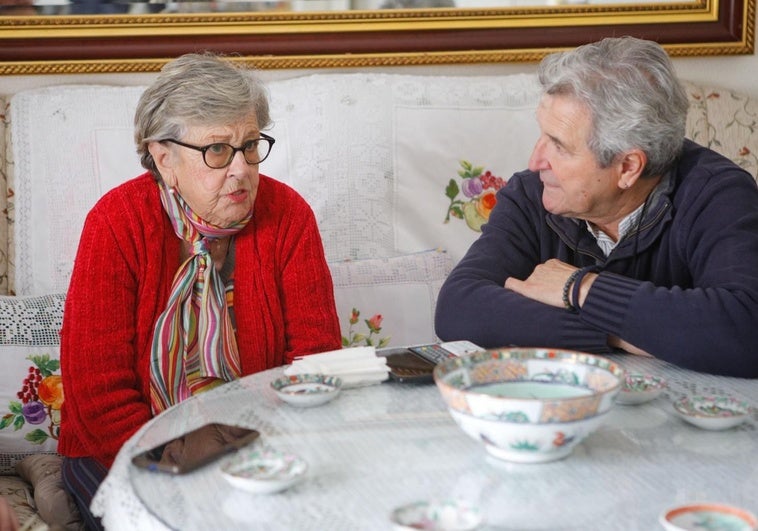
[506,260,654,358]
[505,259,580,308]
[608,335,653,357]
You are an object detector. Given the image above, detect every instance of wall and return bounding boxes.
[1,13,757,98]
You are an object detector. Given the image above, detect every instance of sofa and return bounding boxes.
[1,72,758,530]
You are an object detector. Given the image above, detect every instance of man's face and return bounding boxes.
[528,94,624,224]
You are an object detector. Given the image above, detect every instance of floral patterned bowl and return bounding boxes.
[616,373,667,405]
[447,407,612,463]
[390,499,483,530]
[660,502,758,531]
[270,374,342,407]
[433,348,624,463]
[673,395,753,430]
[221,446,307,494]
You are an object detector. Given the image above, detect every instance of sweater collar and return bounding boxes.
[546,168,676,263]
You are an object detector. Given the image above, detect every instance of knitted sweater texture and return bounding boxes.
[59,173,342,466]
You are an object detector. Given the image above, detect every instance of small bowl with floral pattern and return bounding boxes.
[660,502,757,531]
[390,499,483,531]
[616,373,667,405]
[270,373,342,407]
[673,395,753,430]
[221,446,307,495]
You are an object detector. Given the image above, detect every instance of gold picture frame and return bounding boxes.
[0,0,754,76]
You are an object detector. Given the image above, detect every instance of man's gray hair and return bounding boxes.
[537,36,688,178]
[134,52,271,176]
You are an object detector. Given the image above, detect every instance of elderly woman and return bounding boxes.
[58,53,342,529]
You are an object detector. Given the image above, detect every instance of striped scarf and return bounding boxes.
[149,182,251,414]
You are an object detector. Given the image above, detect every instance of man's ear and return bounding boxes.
[617,149,647,190]
[148,141,177,188]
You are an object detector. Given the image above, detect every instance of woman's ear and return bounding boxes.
[617,149,647,190]
[148,141,177,188]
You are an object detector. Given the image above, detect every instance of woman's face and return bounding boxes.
[151,112,262,228]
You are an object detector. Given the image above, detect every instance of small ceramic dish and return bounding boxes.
[673,395,753,430]
[270,373,342,407]
[660,502,758,531]
[616,373,667,405]
[390,499,483,531]
[220,446,307,495]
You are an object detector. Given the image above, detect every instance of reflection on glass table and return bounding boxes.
[92,354,758,531]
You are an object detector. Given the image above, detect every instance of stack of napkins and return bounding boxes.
[284,346,389,388]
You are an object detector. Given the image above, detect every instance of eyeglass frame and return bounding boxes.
[161,132,275,169]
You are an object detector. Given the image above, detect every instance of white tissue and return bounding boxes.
[285,346,389,388]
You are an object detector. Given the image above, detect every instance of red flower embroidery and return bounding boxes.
[342,309,391,348]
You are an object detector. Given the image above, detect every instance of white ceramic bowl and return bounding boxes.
[390,499,483,531]
[433,348,624,463]
[270,373,342,407]
[616,373,667,405]
[448,408,611,463]
[220,446,307,494]
[673,395,753,430]
[660,502,758,531]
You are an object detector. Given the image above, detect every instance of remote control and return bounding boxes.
[409,344,457,365]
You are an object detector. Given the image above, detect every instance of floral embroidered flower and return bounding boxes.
[342,308,391,348]
[0,354,63,444]
[475,188,498,219]
[367,314,383,333]
[21,402,46,425]
[444,160,507,232]
[38,375,64,410]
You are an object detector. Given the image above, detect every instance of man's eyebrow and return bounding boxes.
[546,133,567,151]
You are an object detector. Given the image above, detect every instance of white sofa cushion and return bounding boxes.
[7,78,758,297]
[10,85,144,295]
[10,74,540,297]
[0,293,65,474]
[264,72,542,265]
[328,249,452,348]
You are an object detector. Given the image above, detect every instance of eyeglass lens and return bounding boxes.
[204,138,272,168]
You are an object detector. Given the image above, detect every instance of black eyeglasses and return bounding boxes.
[162,132,275,169]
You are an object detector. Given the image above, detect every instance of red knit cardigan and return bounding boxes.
[58,173,342,466]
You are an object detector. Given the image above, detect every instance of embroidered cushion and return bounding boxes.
[0,293,65,475]
[328,249,452,348]
[265,72,542,265]
[10,86,144,295]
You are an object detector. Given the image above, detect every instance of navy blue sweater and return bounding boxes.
[435,140,758,377]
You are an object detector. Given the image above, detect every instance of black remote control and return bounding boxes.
[409,344,457,365]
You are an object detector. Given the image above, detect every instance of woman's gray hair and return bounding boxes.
[134,52,271,176]
[537,36,688,178]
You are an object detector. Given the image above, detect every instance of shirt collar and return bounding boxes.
[586,171,671,256]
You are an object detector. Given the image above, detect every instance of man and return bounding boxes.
[434,36,758,377]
